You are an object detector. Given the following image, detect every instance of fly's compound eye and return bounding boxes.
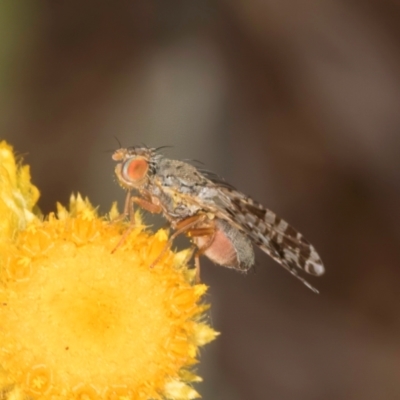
[122,158,149,182]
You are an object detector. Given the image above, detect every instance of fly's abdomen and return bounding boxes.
[194,219,254,271]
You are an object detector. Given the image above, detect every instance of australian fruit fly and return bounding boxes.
[112,146,325,293]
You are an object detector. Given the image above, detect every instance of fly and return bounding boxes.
[112,146,325,293]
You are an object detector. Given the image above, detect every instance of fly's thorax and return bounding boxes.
[156,159,209,192]
[194,219,254,271]
[147,185,179,221]
[147,179,205,222]
[151,159,221,220]
[162,199,202,221]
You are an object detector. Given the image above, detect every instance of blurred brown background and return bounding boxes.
[2,1,400,399]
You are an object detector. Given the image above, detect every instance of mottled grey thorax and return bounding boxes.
[147,157,220,221]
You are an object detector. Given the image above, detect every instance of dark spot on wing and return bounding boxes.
[284,225,297,238]
[244,203,267,220]
[299,245,311,263]
[269,237,286,260]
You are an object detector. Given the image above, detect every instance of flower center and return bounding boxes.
[0,225,200,399]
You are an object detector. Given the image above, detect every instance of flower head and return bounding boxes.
[0,142,218,400]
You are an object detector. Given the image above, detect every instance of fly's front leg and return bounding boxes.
[110,191,133,224]
[111,194,163,253]
[127,191,161,224]
[149,214,207,269]
[131,196,163,218]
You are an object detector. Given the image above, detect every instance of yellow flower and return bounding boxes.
[0,143,218,400]
[0,140,40,240]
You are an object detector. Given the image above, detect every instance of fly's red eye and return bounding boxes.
[123,158,149,182]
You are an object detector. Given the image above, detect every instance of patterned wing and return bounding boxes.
[215,187,325,293]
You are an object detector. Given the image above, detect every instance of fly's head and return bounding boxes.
[112,146,158,191]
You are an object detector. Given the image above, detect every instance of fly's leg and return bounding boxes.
[130,197,162,215]
[111,194,162,253]
[149,214,207,268]
[186,226,216,282]
[124,190,134,222]
[110,191,133,224]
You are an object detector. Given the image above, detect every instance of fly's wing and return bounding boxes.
[214,187,325,293]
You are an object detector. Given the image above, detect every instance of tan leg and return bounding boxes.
[111,195,163,253]
[194,254,201,283]
[132,197,162,215]
[112,191,160,222]
[187,226,216,282]
[149,214,207,268]
[110,191,133,224]
[123,190,132,217]
[111,224,135,254]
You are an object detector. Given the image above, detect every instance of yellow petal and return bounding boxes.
[192,324,220,347]
[0,141,39,240]
[164,380,200,400]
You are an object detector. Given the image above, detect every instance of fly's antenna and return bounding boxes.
[155,145,173,153]
[113,136,122,148]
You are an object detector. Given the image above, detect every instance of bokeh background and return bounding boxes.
[2,1,400,399]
